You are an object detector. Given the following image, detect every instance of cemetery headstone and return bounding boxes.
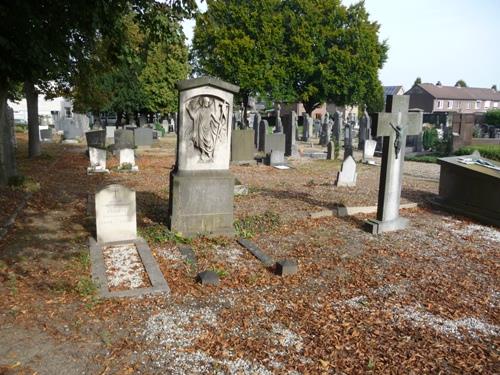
[114,129,134,150]
[168,77,239,237]
[327,141,335,160]
[344,120,354,159]
[95,184,137,243]
[283,111,298,157]
[86,130,106,149]
[253,112,262,148]
[119,148,138,172]
[365,95,423,234]
[231,128,255,164]
[274,104,283,133]
[363,139,377,164]
[302,113,310,141]
[269,149,286,166]
[105,126,115,144]
[333,110,343,146]
[133,127,153,147]
[40,128,52,141]
[258,119,269,152]
[88,147,109,174]
[264,133,286,155]
[335,155,357,187]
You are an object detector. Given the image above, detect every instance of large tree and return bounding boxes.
[282,0,387,113]
[0,0,196,183]
[192,0,289,123]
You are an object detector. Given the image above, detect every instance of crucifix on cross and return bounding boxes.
[365,95,423,234]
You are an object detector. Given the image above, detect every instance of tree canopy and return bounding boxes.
[455,79,467,88]
[191,0,388,114]
[414,77,422,86]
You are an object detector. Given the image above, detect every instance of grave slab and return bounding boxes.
[237,238,274,267]
[197,270,220,286]
[275,259,298,276]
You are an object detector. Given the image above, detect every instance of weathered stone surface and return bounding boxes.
[88,147,108,174]
[169,170,235,237]
[197,270,220,286]
[264,133,286,154]
[275,259,298,276]
[269,149,285,166]
[114,129,134,150]
[133,127,153,147]
[95,184,137,243]
[231,129,255,163]
[327,141,335,160]
[237,238,274,267]
[179,245,197,265]
[283,111,298,157]
[363,139,377,163]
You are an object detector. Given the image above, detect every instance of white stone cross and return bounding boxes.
[365,95,423,234]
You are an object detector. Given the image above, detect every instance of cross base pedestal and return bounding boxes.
[364,217,409,234]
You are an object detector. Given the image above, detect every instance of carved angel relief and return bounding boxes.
[185,95,229,162]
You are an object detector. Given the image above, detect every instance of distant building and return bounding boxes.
[383,85,405,97]
[405,83,500,114]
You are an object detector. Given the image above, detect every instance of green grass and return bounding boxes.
[455,145,500,161]
[234,211,281,239]
[139,224,192,245]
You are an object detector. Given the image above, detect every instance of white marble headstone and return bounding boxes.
[95,184,136,243]
[363,139,377,162]
[336,155,357,187]
[106,126,115,139]
[120,148,135,166]
[89,147,107,170]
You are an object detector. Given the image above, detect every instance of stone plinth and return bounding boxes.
[169,170,235,237]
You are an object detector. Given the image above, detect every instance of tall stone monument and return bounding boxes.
[168,77,239,237]
[365,95,423,234]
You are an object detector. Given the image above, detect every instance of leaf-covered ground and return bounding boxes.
[0,134,498,374]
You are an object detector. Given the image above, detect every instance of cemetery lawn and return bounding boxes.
[0,134,498,374]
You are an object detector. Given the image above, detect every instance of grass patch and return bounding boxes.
[8,175,40,193]
[139,224,192,245]
[455,145,500,161]
[234,211,281,239]
[211,267,229,278]
[75,276,98,297]
[405,155,440,164]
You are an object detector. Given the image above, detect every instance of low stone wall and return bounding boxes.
[471,138,500,146]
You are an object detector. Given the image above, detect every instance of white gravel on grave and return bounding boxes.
[142,301,272,374]
[103,244,149,290]
[271,323,303,351]
[392,305,500,339]
[442,219,500,243]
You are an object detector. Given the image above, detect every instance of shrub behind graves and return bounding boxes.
[485,109,500,127]
[422,127,439,150]
[455,145,500,161]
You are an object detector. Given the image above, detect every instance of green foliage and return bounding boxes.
[414,77,422,86]
[455,79,467,88]
[75,277,98,297]
[234,211,281,239]
[8,175,40,192]
[139,224,192,244]
[192,1,387,113]
[422,127,439,151]
[211,267,229,278]
[455,145,500,161]
[484,109,500,126]
[404,155,439,164]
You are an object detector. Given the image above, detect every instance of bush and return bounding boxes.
[422,127,439,151]
[234,211,281,238]
[484,109,500,127]
[455,145,500,161]
[405,155,439,164]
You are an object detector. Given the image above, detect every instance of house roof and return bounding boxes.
[383,86,404,96]
[408,83,500,101]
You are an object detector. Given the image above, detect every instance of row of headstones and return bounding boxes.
[86,129,143,173]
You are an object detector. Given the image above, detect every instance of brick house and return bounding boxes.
[405,83,500,114]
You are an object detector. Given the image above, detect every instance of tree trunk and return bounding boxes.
[24,80,40,158]
[0,84,17,185]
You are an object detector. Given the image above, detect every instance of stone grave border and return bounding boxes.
[89,237,170,298]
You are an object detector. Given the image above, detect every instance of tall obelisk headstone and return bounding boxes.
[365,95,423,234]
[169,77,239,237]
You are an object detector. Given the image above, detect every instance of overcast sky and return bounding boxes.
[183,0,500,91]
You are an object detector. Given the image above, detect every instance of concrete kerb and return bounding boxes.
[309,203,419,219]
[89,237,170,298]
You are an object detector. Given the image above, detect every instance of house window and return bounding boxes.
[447,100,453,109]
[494,102,499,108]
[456,101,461,109]
[437,100,443,109]
[475,100,481,110]
[467,102,471,109]
[65,107,72,118]
[484,100,491,109]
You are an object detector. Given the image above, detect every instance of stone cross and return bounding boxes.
[365,95,423,234]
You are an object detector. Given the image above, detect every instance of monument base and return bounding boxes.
[364,217,409,234]
[168,170,235,237]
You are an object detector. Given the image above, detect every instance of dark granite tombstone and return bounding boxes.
[258,119,269,152]
[283,111,298,157]
[114,129,135,150]
[85,130,106,149]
